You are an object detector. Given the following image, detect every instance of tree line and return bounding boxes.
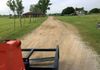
[61,7,100,16]
[29,0,51,23]
[30,0,52,15]
[7,0,24,29]
[6,0,51,29]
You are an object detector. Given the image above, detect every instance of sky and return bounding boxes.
[0,0,100,15]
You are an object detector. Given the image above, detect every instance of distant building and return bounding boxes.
[75,7,86,16]
[23,12,43,17]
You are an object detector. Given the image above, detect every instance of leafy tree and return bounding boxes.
[30,4,42,15]
[7,0,16,29]
[15,0,24,27]
[29,0,52,16]
[30,4,42,23]
[62,7,75,15]
[84,11,88,15]
[38,0,52,15]
[89,8,100,14]
[7,0,24,28]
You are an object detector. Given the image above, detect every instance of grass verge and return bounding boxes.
[57,15,100,54]
[0,17,47,42]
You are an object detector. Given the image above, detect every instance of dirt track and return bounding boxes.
[21,17,99,70]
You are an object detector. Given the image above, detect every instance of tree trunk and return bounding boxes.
[32,15,34,22]
[13,12,16,30]
[19,15,22,28]
[23,15,25,26]
[29,15,31,24]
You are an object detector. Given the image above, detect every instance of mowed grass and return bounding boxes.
[0,17,47,42]
[57,15,100,54]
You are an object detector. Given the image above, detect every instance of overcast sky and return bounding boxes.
[0,0,100,15]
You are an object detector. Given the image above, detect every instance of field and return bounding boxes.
[0,17,47,42]
[57,14,100,54]
[0,16,99,70]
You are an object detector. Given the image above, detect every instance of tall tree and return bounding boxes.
[62,7,75,15]
[89,8,100,14]
[29,4,42,23]
[38,0,52,15]
[15,0,24,27]
[7,0,16,29]
[30,4,42,14]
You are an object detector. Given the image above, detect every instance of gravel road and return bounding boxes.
[21,16,100,70]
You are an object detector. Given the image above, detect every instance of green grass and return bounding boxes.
[57,15,100,54]
[0,17,47,42]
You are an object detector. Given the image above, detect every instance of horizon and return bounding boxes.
[0,0,100,15]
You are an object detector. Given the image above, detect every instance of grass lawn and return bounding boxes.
[0,17,47,42]
[57,14,100,54]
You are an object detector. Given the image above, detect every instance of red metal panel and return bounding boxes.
[0,40,25,70]
[0,44,7,70]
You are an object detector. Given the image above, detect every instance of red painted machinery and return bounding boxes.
[0,40,59,70]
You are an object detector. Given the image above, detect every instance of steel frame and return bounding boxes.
[22,47,59,70]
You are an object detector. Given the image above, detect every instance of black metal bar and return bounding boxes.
[23,58,30,70]
[27,49,34,58]
[22,49,32,51]
[54,46,59,70]
[22,49,34,58]
[22,47,59,70]
[22,48,56,59]
[29,67,55,70]
[29,57,55,62]
[22,48,56,52]
[33,48,56,51]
